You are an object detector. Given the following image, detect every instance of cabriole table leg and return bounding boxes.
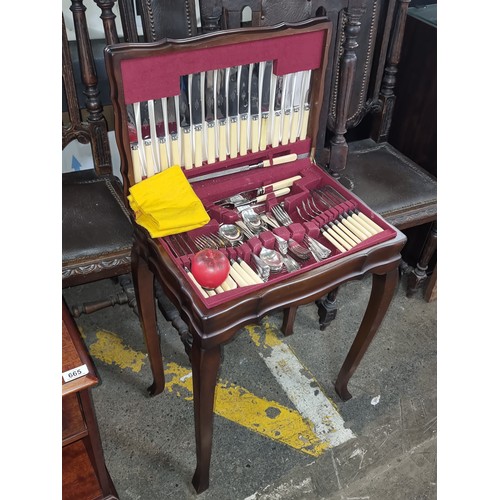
[335,267,399,400]
[132,243,165,396]
[191,339,222,494]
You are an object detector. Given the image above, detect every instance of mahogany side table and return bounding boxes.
[62,299,118,500]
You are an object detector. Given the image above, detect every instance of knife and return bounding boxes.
[167,96,181,167]
[299,70,312,141]
[249,62,260,153]
[204,70,216,164]
[216,68,228,160]
[189,152,297,183]
[127,103,144,183]
[191,72,204,167]
[290,71,303,143]
[155,98,169,170]
[281,73,295,145]
[238,64,250,155]
[212,175,302,208]
[140,100,156,177]
[215,187,292,209]
[227,66,239,158]
[179,74,193,169]
[271,74,284,148]
[259,61,273,151]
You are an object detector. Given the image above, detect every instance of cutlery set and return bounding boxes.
[126,63,312,183]
[165,177,385,295]
[109,20,396,306]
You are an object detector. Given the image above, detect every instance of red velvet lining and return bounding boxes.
[158,164,398,308]
[121,30,326,104]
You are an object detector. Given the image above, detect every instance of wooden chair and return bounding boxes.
[321,0,437,303]
[62,2,135,316]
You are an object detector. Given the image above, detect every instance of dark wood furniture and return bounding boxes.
[105,19,406,493]
[388,3,437,300]
[321,0,437,300]
[62,299,118,499]
[62,3,135,317]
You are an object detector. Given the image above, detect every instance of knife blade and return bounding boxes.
[259,61,273,151]
[216,68,228,160]
[238,64,250,155]
[167,96,181,167]
[271,74,284,148]
[191,72,203,167]
[212,175,302,208]
[281,72,296,145]
[179,74,193,169]
[189,152,297,183]
[154,98,169,170]
[127,103,144,183]
[139,101,156,177]
[204,70,216,164]
[227,66,239,159]
[290,71,303,143]
[299,69,312,141]
[249,62,260,153]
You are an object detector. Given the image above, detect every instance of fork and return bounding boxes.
[271,204,293,226]
[287,238,312,260]
[304,234,331,260]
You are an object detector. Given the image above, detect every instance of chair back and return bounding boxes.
[192,0,410,174]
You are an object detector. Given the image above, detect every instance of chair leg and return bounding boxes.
[316,288,339,330]
[335,268,399,401]
[191,339,222,494]
[131,245,165,397]
[70,274,137,318]
[155,279,193,361]
[406,222,437,298]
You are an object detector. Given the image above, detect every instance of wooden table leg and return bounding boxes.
[335,267,399,401]
[281,306,298,336]
[132,244,165,396]
[191,339,222,494]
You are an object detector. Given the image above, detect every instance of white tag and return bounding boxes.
[62,364,89,383]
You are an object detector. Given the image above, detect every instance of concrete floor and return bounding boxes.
[63,271,436,500]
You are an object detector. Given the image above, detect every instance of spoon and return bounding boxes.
[241,209,263,233]
[219,224,243,243]
[259,248,283,272]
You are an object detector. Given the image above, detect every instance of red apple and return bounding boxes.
[190,249,230,289]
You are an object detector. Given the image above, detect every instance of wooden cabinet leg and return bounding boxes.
[335,268,399,401]
[79,390,117,497]
[317,288,339,331]
[191,340,222,494]
[131,243,165,396]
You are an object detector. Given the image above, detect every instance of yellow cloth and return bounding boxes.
[128,166,210,238]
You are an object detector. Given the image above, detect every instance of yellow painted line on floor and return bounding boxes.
[87,329,328,456]
[164,362,329,456]
[88,330,146,373]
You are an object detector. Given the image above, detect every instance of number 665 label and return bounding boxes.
[62,364,89,383]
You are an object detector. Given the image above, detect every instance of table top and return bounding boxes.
[62,300,98,398]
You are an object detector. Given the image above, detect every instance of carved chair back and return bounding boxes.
[194,0,404,174]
